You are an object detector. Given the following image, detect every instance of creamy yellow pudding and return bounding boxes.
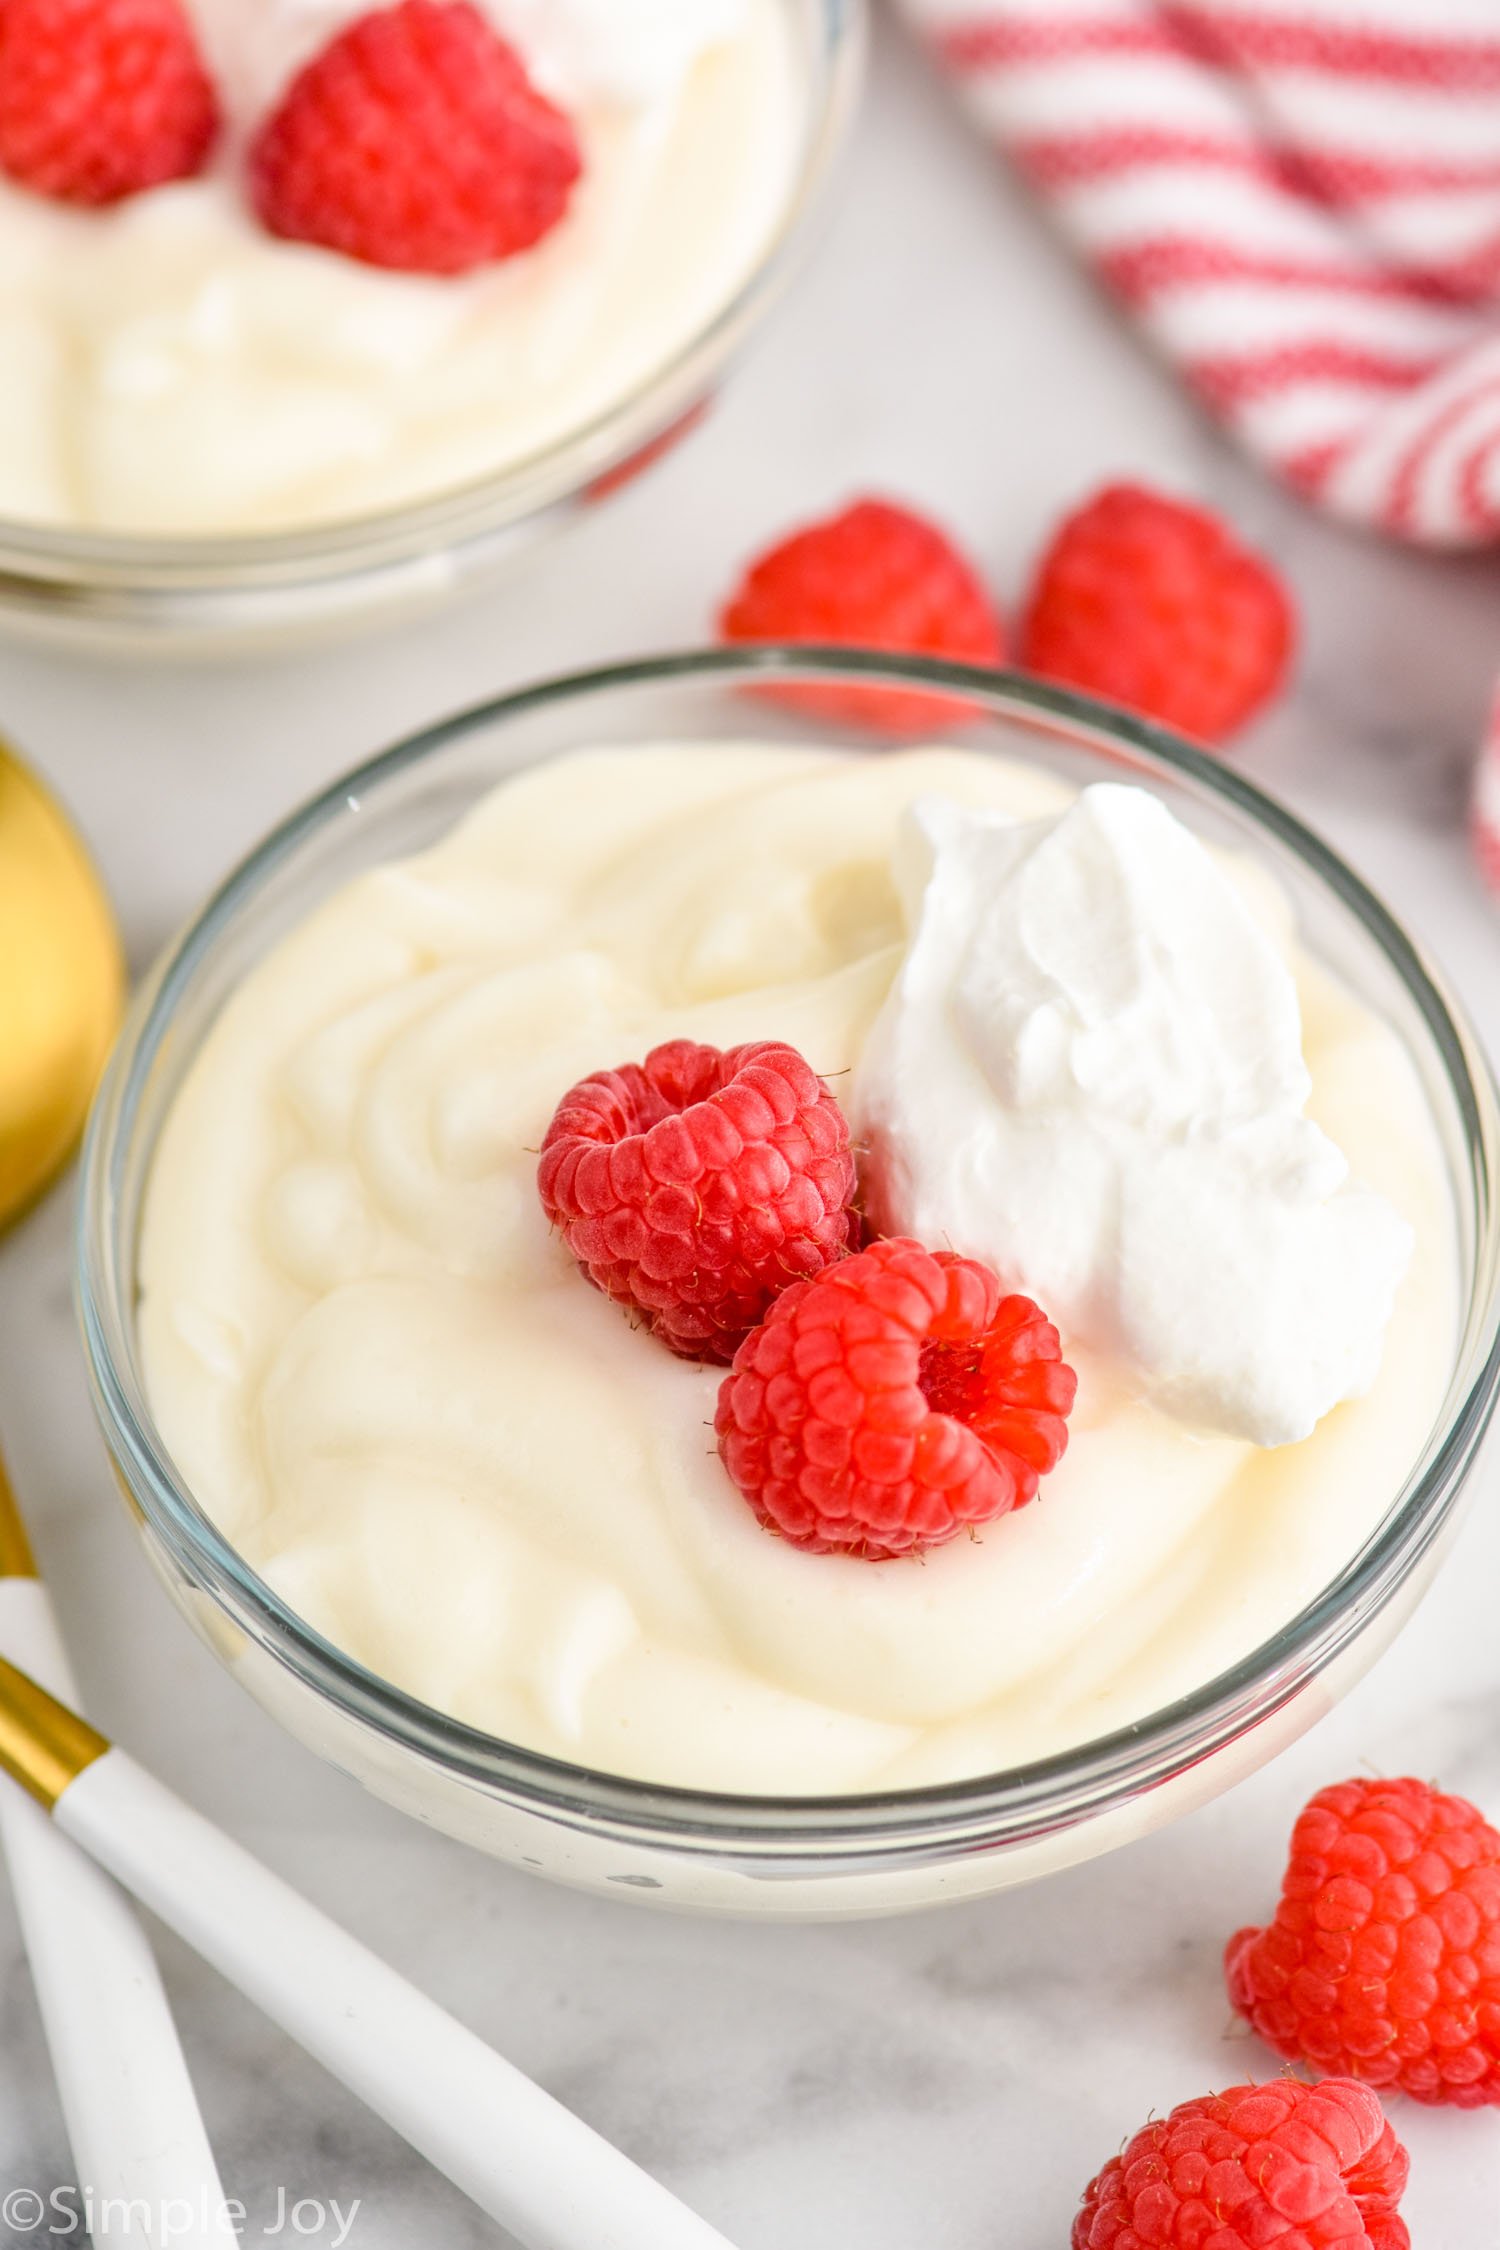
[138,745,1456,1793]
[0,0,798,534]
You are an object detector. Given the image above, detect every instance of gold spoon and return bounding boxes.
[0,741,124,1227]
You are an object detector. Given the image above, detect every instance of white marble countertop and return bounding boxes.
[3,13,1500,2246]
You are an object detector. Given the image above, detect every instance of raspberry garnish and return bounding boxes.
[718,497,1006,731]
[249,0,582,276]
[1227,1775,1500,2107]
[1020,482,1294,744]
[537,1038,857,1365]
[0,0,218,207]
[1073,2078,1410,2250]
[714,1237,1075,1559]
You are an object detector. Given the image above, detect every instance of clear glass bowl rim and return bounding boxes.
[0,0,863,597]
[78,647,1500,1862]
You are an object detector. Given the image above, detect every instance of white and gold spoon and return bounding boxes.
[0,747,233,2248]
[0,1648,738,2250]
[0,1458,232,2250]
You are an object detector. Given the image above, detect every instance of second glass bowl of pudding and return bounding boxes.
[79,650,1500,1916]
[0,1,861,648]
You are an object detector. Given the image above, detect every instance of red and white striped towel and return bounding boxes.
[896,0,1500,541]
[894,0,1500,886]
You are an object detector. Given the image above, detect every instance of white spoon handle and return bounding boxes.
[0,1584,231,2250]
[55,1748,737,2250]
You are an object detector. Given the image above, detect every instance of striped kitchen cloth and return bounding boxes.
[893,0,1500,882]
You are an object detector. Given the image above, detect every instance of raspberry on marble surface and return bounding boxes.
[1073,2077,1410,2250]
[719,496,1006,730]
[1228,1773,1500,2107]
[1021,481,1294,744]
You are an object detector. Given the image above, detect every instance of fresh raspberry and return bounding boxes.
[1021,482,1294,744]
[718,497,1006,731]
[537,1038,856,1365]
[1226,1775,1500,2107]
[715,1237,1075,1559]
[0,0,218,207]
[1073,2078,1410,2250]
[249,0,581,276]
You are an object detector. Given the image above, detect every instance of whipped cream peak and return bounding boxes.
[859,785,1414,1447]
[934,785,1313,1135]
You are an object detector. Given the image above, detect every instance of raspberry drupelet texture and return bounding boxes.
[1021,482,1294,745]
[715,1237,1076,1559]
[1072,2078,1410,2250]
[1226,1775,1500,2107]
[718,497,1006,730]
[250,0,582,276]
[537,1038,857,1365]
[0,0,218,206]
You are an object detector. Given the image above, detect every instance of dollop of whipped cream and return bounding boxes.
[856,785,1414,1447]
[190,0,748,128]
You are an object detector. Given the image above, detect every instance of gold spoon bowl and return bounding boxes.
[0,744,124,1230]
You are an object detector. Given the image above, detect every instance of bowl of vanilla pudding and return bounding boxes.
[0,1,859,645]
[79,651,1500,1915]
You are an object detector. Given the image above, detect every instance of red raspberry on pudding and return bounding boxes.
[719,497,1006,731]
[1073,2078,1410,2250]
[1021,482,1294,744]
[537,1038,857,1365]
[715,1237,1075,1559]
[0,0,218,206]
[1227,1774,1500,2107]
[249,0,582,276]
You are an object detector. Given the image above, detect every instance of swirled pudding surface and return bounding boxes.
[139,745,1456,1793]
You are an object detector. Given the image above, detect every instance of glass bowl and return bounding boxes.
[0,1,862,653]
[78,650,1500,1917]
